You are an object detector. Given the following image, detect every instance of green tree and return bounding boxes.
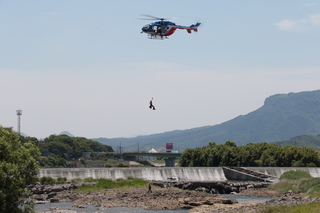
[37,134,114,167]
[0,127,40,213]
[179,141,320,167]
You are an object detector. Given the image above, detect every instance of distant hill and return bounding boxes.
[93,90,320,152]
[274,134,320,150]
[59,131,74,137]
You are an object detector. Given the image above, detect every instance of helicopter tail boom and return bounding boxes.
[177,22,201,33]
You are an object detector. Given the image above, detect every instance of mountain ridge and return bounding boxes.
[94,89,320,151]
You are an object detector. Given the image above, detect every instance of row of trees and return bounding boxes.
[179,141,320,167]
[22,134,114,168]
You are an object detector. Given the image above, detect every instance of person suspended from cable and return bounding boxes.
[149,97,156,110]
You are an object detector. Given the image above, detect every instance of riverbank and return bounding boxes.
[36,187,320,213]
[32,180,282,213]
[53,187,237,210]
[34,180,320,213]
[37,188,278,213]
[190,188,320,213]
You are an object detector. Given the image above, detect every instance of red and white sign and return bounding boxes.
[166,143,173,150]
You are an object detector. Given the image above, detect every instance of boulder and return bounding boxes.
[50,198,59,203]
[48,192,57,199]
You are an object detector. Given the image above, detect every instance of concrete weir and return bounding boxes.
[39,167,227,181]
[39,167,320,181]
[249,167,320,179]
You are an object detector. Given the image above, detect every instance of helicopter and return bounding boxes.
[140,15,201,39]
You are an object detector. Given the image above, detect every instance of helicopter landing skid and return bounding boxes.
[148,35,168,40]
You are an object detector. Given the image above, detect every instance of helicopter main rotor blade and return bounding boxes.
[140,14,166,20]
[141,14,161,19]
[138,18,159,20]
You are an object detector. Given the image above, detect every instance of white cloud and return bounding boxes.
[303,3,318,7]
[274,20,296,30]
[275,13,320,31]
[309,14,320,25]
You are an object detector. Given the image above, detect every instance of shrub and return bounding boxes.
[279,170,312,180]
[40,177,56,185]
[295,178,320,194]
[79,158,86,165]
[104,163,113,167]
[84,177,96,182]
[71,178,82,183]
[116,162,129,167]
[307,185,320,197]
[56,177,67,183]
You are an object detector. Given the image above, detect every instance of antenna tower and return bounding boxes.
[16,110,22,135]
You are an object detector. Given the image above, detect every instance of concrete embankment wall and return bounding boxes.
[249,167,320,178]
[39,167,320,181]
[39,167,227,181]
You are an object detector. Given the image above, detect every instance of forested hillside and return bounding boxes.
[93,90,320,151]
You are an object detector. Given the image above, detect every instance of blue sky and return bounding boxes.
[1,0,320,139]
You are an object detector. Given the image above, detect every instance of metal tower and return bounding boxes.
[16,110,22,135]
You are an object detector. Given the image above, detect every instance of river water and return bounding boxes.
[36,195,272,213]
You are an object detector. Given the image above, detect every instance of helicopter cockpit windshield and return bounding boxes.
[142,24,151,31]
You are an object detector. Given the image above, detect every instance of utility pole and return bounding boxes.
[16,110,22,135]
[137,141,140,161]
[119,141,123,161]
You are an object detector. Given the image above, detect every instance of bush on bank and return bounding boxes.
[279,170,312,180]
[270,171,320,197]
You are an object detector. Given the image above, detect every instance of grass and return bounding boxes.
[264,171,320,212]
[307,185,320,198]
[269,171,320,195]
[296,178,320,194]
[259,201,320,213]
[279,170,312,181]
[77,177,149,192]
[268,179,297,195]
